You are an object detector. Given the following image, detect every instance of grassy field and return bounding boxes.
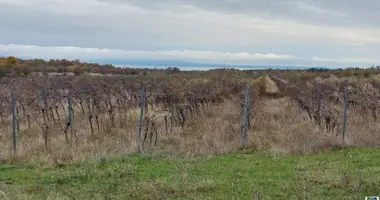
[1,147,380,200]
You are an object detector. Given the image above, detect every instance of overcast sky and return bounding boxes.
[0,0,379,67]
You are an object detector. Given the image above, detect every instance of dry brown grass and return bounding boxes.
[249,96,380,155]
[0,108,140,165]
[0,100,244,164]
[248,97,342,155]
[263,75,279,94]
[1,90,380,165]
[255,75,283,99]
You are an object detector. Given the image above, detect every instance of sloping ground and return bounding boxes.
[254,75,282,98]
[1,147,380,199]
[263,75,280,94]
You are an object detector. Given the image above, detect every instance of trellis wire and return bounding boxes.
[242,88,250,147]
[138,87,145,153]
[11,89,16,154]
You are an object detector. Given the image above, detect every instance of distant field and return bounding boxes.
[1,147,380,199]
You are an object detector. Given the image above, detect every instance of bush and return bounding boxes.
[74,67,85,75]
[68,65,85,76]
[0,67,12,77]
[363,72,371,78]
[166,67,181,74]
[14,64,30,76]
[6,56,18,65]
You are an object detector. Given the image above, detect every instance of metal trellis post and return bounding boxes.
[68,96,73,130]
[342,87,348,143]
[242,88,250,147]
[138,87,145,153]
[11,89,16,154]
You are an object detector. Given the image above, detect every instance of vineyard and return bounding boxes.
[1,71,380,164]
[0,74,258,164]
[269,73,380,148]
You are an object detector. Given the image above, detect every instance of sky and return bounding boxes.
[0,0,380,68]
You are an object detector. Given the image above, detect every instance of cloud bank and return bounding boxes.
[1,44,378,67]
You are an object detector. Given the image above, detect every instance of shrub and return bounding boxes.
[68,65,85,76]
[6,56,18,65]
[14,64,30,76]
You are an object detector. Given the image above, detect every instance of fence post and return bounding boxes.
[11,89,16,154]
[138,87,145,153]
[242,88,250,148]
[41,87,47,106]
[68,96,73,131]
[41,86,48,122]
[342,87,348,143]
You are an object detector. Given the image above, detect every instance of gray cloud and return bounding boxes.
[104,0,380,27]
[0,0,379,67]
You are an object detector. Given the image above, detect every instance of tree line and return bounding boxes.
[0,56,183,77]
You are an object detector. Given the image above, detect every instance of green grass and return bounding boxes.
[1,147,380,199]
